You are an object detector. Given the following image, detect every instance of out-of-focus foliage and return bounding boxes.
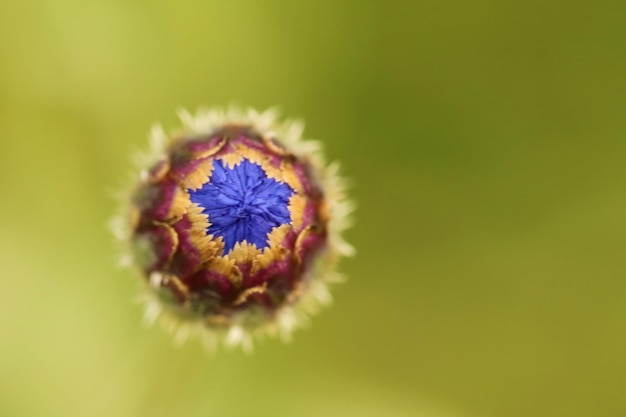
[1,1,626,416]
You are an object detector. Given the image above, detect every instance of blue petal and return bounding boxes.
[188,158,294,252]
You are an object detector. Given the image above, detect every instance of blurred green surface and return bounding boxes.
[2,1,626,416]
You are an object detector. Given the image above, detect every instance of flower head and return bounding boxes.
[117,108,353,350]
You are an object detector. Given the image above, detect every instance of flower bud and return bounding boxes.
[118,108,353,349]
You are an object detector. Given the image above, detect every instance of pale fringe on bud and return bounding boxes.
[116,106,354,352]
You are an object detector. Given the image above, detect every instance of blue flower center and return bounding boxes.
[189,158,295,253]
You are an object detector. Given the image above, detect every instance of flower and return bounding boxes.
[115,107,354,350]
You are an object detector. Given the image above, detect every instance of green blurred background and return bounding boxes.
[1,1,626,416]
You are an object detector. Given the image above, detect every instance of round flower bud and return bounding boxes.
[116,108,353,350]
